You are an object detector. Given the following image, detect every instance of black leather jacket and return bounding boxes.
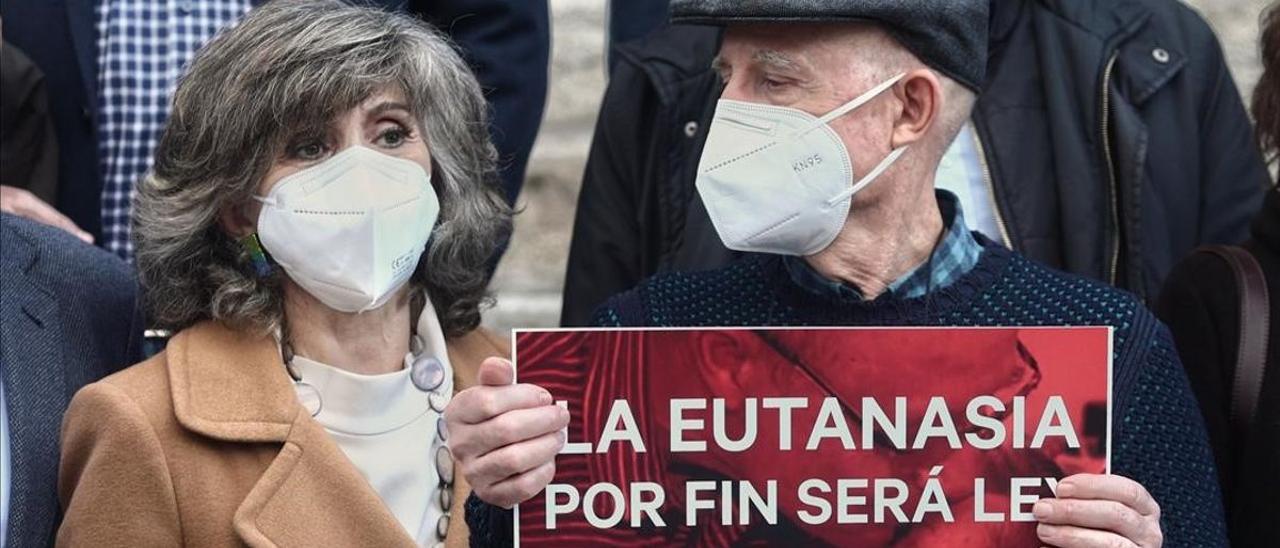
[561,0,1270,326]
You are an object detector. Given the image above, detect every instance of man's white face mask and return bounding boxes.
[696,73,908,256]
[253,146,439,313]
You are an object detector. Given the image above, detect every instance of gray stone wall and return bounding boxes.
[482,0,1274,335]
[1193,0,1271,101]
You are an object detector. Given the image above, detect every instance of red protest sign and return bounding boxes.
[514,327,1111,547]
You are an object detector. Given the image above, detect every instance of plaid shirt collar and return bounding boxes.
[784,190,983,302]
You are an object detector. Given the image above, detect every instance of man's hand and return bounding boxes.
[444,357,569,508]
[0,185,94,243]
[1035,474,1162,547]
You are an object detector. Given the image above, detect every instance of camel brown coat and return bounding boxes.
[55,320,509,547]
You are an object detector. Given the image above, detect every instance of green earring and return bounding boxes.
[242,233,273,277]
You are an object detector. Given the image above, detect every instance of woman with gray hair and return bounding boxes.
[53,1,550,546]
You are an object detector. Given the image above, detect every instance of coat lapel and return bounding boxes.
[165,323,412,547]
[233,411,415,548]
[63,0,99,120]
[165,322,505,547]
[0,227,70,546]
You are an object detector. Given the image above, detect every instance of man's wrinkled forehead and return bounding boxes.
[713,23,879,77]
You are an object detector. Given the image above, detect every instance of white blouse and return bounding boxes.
[289,298,454,546]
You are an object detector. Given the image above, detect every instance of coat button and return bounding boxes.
[684,121,699,138]
[1152,48,1170,64]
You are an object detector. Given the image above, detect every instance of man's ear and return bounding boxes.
[890,68,943,150]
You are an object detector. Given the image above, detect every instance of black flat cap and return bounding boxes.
[670,0,988,92]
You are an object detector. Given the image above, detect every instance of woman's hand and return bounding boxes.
[444,357,569,508]
[1035,473,1163,547]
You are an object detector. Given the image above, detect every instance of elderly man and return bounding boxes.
[448,2,1225,546]
[560,0,1270,327]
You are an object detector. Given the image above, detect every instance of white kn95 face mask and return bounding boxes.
[696,73,909,256]
[254,146,439,313]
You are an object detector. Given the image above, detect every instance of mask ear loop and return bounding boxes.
[809,72,907,130]
[809,72,910,207]
[826,145,910,206]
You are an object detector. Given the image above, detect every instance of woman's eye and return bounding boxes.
[292,142,326,161]
[377,127,410,148]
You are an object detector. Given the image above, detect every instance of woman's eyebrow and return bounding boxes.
[282,122,329,142]
[367,101,413,117]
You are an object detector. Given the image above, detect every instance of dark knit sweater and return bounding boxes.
[467,241,1227,547]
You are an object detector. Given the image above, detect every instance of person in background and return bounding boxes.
[455,1,1225,547]
[561,0,1271,326]
[1,33,92,242]
[55,2,514,545]
[0,19,93,244]
[0,0,547,259]
[2,32,143,547]
[606,0,669,71]
[1157,6,1280,546]
[0,0,256,257]
[414,0,550,208]
[562,22,720,325]
[0,213,145,547]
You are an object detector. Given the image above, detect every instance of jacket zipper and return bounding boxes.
[1100,52,1121,286]
[971,122,1014,249]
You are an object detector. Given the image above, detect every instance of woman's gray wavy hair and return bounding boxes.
[134,0,512,338]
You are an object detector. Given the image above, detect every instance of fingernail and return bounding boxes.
[1033,501,1052,519]
[1056,481,1074,497]
[539,391,553,405]
[1037,523,1056,540]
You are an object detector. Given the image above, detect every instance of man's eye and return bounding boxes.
[763,78,789,91]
